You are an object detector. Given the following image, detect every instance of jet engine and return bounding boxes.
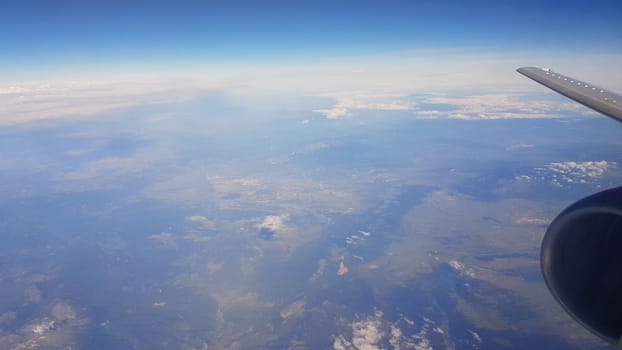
[541,186,622,346]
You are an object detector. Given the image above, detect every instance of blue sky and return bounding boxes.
[2,0,621,74]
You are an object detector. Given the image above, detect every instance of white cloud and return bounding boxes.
[0,301,89,349]
[416,93,589,120]
[514,217,549,225]
[315,107,352,119]
[209,176,262,197]
[313,94,415,119]
[413,110,444,119]
[3,50,621,127]
[389,325,403,349]
[334,312,436,350]
[507,160,616,190]
[522,160,616,188]
[256,215,288,232]
[31,319,56,335]
[333,336,350,350]
[351,317,384,350]
[448,260,476,278]
[0,79,213,126]
[546,161,612,179]
[152,301,167,308]
[187,215,216,230]
[507,144,535,150]
[314,91,608,121]
[411,329,433,350]
[149,232,175,247]
[469,330,483,344]
[346,233,367,246]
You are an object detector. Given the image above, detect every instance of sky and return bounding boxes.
[2,0,622,77]
[1,0,622,126]
[3,2,622,348]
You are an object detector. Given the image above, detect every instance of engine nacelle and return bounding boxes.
[541,186,622,346]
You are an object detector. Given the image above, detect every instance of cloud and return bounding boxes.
[30,319,56,335]
[514,217,549,225]
[345,231,369,246]
[0,301,89,349]
[334,314,383,350]
[469,330,483,344]
[333,312,434,350]
[209,176,262,198]
[313,94,415,119]
[187,215,216,230]
[415,93,588,120]
[256,215,288,233]
[350,316,384,350]
[411,328,433,350]
[505,160,616,191]
[280,300,306,320]
[507,143,535,150]
[152,301,167,308]
[448,260,476,278]
[149,232,175,247]
[389,326,404,349]
[0,79,212,126]
[315,107,351,119]
[522,160,616,188]
[313,90,595,121]
[4,50,621,127]
[546,160,612,180]
[412,110,444,119]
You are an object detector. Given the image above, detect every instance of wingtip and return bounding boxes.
[517,67,530,76]
[517,67,550,77]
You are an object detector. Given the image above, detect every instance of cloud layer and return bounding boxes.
[3,51,621,126]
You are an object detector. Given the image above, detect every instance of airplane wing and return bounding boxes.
[518,67,622,347]
[517,67,622,122]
